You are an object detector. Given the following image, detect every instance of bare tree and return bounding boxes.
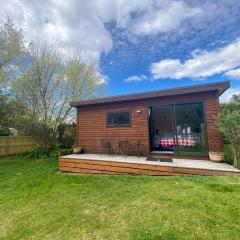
[14,42,104,144]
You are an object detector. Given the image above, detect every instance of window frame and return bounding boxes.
[106,110,132,128]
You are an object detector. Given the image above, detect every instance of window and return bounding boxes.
[106,111,131,127]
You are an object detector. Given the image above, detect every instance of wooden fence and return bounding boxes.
[0,136,39,157]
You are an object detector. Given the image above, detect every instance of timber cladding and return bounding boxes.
[59,157,238,176]
[76,91,224,157]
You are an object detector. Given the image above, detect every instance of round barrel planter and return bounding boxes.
[209,152,224,162]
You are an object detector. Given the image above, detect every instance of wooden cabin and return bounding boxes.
[70,81,230,160]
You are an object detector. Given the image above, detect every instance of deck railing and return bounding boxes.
[0,136,39,157]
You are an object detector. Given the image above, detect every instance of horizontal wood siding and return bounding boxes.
[76,91,224,157]
[59,158,237,176]
[77,101,149,155]
[204,92,224,152]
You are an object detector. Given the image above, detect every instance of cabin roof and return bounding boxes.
[70,80,230,107]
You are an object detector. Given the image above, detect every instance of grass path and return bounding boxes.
[0,156,240,240]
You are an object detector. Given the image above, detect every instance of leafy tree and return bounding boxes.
[14,42,104,145]
[217,95,240,167]
[0,17,25,89]
[0,90,28,134]
[0,17,27,134]
[0,18,104,146]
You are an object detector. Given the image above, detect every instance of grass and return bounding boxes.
[0,156,240,240]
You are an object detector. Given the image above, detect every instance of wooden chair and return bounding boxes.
[100,139,114,157]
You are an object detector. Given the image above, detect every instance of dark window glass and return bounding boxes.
[174,102,206,153]
[106,111,131,127]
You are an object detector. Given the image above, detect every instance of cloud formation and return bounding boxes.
[151,38,240,79]
[0,0,113,61]
[0,0,201,62]
[124,74,147,82]
[225,68,240,79]
[129,1,201,35]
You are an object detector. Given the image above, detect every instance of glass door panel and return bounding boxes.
[174,102,207,154]
[150,105,175,152]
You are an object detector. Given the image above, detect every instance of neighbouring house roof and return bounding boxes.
[70,80,230,108]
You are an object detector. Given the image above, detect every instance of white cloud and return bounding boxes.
[96,73,109,85]
[130,1,201,35]
[151,38,240,80]
[220,87,240,103]
[0,0,113,62]
[124,74,147,82]
[0,0,201,61]
[225,68,240,79]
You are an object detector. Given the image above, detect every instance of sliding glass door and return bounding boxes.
[149,105,175,152]
[149,102,207,155]
[174,102,207,155]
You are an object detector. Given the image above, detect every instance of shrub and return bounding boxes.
[218,96,240,168]
[224,144,234,165]
[224,144,240,168]
[29,144,73,159]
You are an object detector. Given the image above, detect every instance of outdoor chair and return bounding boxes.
[100,139,114,157]
[124,140,141,157]
[117,140,129,158]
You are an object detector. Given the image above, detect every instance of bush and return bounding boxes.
[16,117,57,147]
[224,144,240,168]
[224,144,234,165]
[29,144,73,159]
[50,147,73,158]
[218,97,240,167]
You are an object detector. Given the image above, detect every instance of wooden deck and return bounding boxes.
[59,154,239,176]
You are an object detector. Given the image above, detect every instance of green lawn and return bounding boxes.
[0,156,240,240]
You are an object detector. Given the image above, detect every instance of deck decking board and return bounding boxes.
[59,155,239,176]
[60,161,181,176]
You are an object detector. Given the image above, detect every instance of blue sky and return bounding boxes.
[1,0,240,101]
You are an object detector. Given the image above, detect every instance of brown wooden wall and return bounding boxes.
[76,91,224,157]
